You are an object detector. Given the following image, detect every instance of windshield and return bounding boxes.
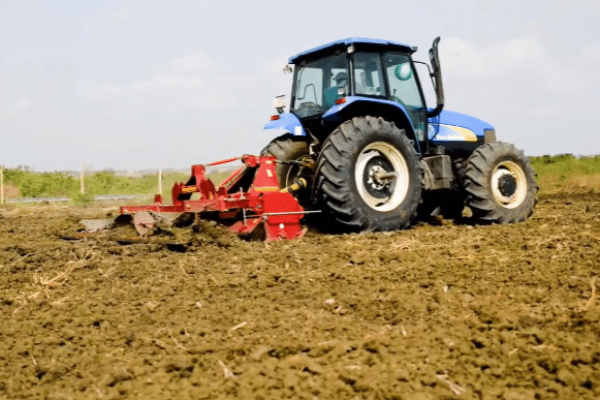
[291,53,348,118]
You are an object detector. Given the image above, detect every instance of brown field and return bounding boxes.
[1,190,600,400]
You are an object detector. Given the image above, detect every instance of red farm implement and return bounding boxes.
[71,155,307,244]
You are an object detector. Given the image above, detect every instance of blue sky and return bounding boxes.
[1,0,599,171]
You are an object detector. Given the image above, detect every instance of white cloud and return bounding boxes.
[436,36,600,155]
[0,96,31,116]
[531,104,566,118]
[111,6,135,23]
[84,74,211,110]
[82,51,265,112]
[582,46,600,63]
[84,83,125,98]
[441,37,546,80]
[172,52,212,73]
[133,75,205,94]
[184,0,214,8]
[441,36,595,97]
[85,52,212,99]
[538,64,587,95]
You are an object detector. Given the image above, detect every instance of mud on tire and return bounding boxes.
[314,116,423,232]
[464,142,538,224]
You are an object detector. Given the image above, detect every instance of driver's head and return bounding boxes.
[333,72,348,88]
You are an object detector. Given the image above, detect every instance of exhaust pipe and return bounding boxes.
[427,37,445,118]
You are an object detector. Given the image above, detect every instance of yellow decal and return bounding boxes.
[254,186,280,192]
[440,124,478,142]
[266,169,273,178]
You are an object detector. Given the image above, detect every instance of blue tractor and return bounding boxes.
[263,37,538,232]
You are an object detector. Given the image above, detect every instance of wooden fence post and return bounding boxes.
[1,165,4,205]
[79,164,85,194]
[158,164,163,195]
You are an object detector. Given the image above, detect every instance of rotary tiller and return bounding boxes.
[75,155,307,243]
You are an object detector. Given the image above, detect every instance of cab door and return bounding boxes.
[383,53,427,143]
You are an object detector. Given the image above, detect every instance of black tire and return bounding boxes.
[260,134,309,188]
[314,116,422,232]
[464,142,538,224]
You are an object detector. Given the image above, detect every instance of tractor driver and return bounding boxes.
[324,72,349,109]
[333,72,348,92]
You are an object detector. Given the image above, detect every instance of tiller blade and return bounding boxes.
[79,155,306,242]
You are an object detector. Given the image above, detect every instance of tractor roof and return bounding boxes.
[288,37,414,64]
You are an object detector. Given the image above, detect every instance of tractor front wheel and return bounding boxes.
[314,116,422,232]
[464,142,538,224]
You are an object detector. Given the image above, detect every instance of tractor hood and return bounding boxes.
[428,110,495,143]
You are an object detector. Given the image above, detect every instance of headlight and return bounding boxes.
[273,95,286,114]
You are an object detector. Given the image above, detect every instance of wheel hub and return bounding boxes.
[497,173,517,197]
[364,157,394,198]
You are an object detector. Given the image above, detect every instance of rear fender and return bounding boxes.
[264,113,306,137]
[322,96,420,153]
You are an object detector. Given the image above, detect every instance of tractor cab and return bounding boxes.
[291,41,426,137]
[277,38,444,150]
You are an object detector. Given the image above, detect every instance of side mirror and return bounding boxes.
[283,65,293,75]
[273,95,286,114]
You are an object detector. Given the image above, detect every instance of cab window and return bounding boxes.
[292,53,348,118]
[352,52,385,97]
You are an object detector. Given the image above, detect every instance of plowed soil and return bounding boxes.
[1,190,600,400]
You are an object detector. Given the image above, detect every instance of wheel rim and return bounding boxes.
[491,161,527,209]
[355,142,410,212]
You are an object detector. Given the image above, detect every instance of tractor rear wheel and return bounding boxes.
[314,116,422,232]
[464,142,538,224]
[260,134,309,188]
